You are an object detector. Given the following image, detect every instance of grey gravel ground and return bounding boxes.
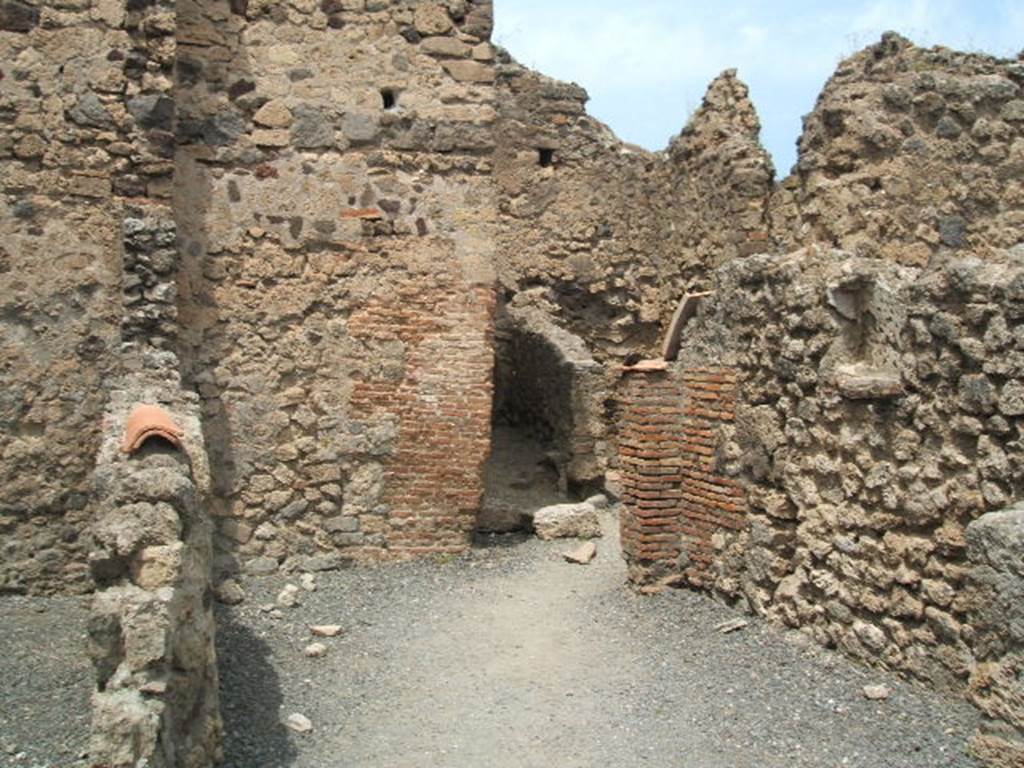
[217,511,981,768]
[0,595,92,768]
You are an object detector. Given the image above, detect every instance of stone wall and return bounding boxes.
[611,247,1021,765]
[88,383,220,768]
[4,0,1023,612]
[662,71,775,281]
[492,63,663,360]
[0,0,180,594]
[667,248,1024,691]
[492,64,776,364]
[174,0,499,574]
[770,33,1024,264]
[965,507,1024,766]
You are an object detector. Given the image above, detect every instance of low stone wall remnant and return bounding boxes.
[88,386,221,768]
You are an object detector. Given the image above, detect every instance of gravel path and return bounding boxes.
[217,511,981,768]
[0,596,92,768]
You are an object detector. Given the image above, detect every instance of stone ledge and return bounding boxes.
[834,364,904,400]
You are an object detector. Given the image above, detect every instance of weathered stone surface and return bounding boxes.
[310,625,344,638]
[413,4,451,35]
[127,95,174,130]
[533,502,601,540]
[254,100,293,128]
[421,36,470,57]
[834,364,904,400]
[476,503,530,533]
[292,105,334,148]
[88,389,220,768]
[69,92,116,129]
[305,642,328,658]
[564,541,597,564]
[863,684,892,701]
[277,584,302,608]
[246,557,280,576]
[341,111,380,142]
[0,0,38,32]
[252,128,291,147]
[442,60,495,83]
[215,579,246,606]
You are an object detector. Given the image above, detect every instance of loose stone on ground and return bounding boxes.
[533,501,602,540]
[564,541,597,564]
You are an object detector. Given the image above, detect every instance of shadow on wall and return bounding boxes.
[174,0,252,576]
[215,606,298,767]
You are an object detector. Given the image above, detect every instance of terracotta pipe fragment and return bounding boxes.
[622,358,669,373]
[121,404,185,454]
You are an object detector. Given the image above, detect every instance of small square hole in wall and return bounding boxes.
[381,89,397,109]
[538,148,555,168]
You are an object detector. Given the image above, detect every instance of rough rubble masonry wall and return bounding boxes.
[965,507,1024,766]
[88,384,221,768]
[492,65,775,362]
[770,33,1024,264]
[2,1,125,594]
[174,0,498,574]
[672,248,1024,696]
[1,0,183,594]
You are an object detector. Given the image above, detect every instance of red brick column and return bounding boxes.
[618,368,686,583]
[678,368,745,586]
[617,365,746,586]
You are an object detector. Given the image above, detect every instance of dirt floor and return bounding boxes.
[216,510,981,768]
[476,424,564,533]
[0,595,92,768]
[0,430,984,768]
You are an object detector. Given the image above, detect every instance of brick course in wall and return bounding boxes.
[349,277,496,555]
[678,368,745,586]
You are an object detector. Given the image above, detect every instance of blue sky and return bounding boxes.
[493,0,1024,176]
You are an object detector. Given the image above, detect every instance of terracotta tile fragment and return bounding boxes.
[340,207,384,220]
[622,358,669,373]
[121,404,185,454]
[662,291,712,361]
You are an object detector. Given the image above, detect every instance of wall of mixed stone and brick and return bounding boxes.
[671,248,1024,690]
[489,58,777,499]
[5,1,1024,597]
[174,0,499,575]
[616,247,1022,762]
[492,62,775,364]
[0,0,180,595]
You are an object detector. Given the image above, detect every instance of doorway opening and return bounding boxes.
[477,296,609,535]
